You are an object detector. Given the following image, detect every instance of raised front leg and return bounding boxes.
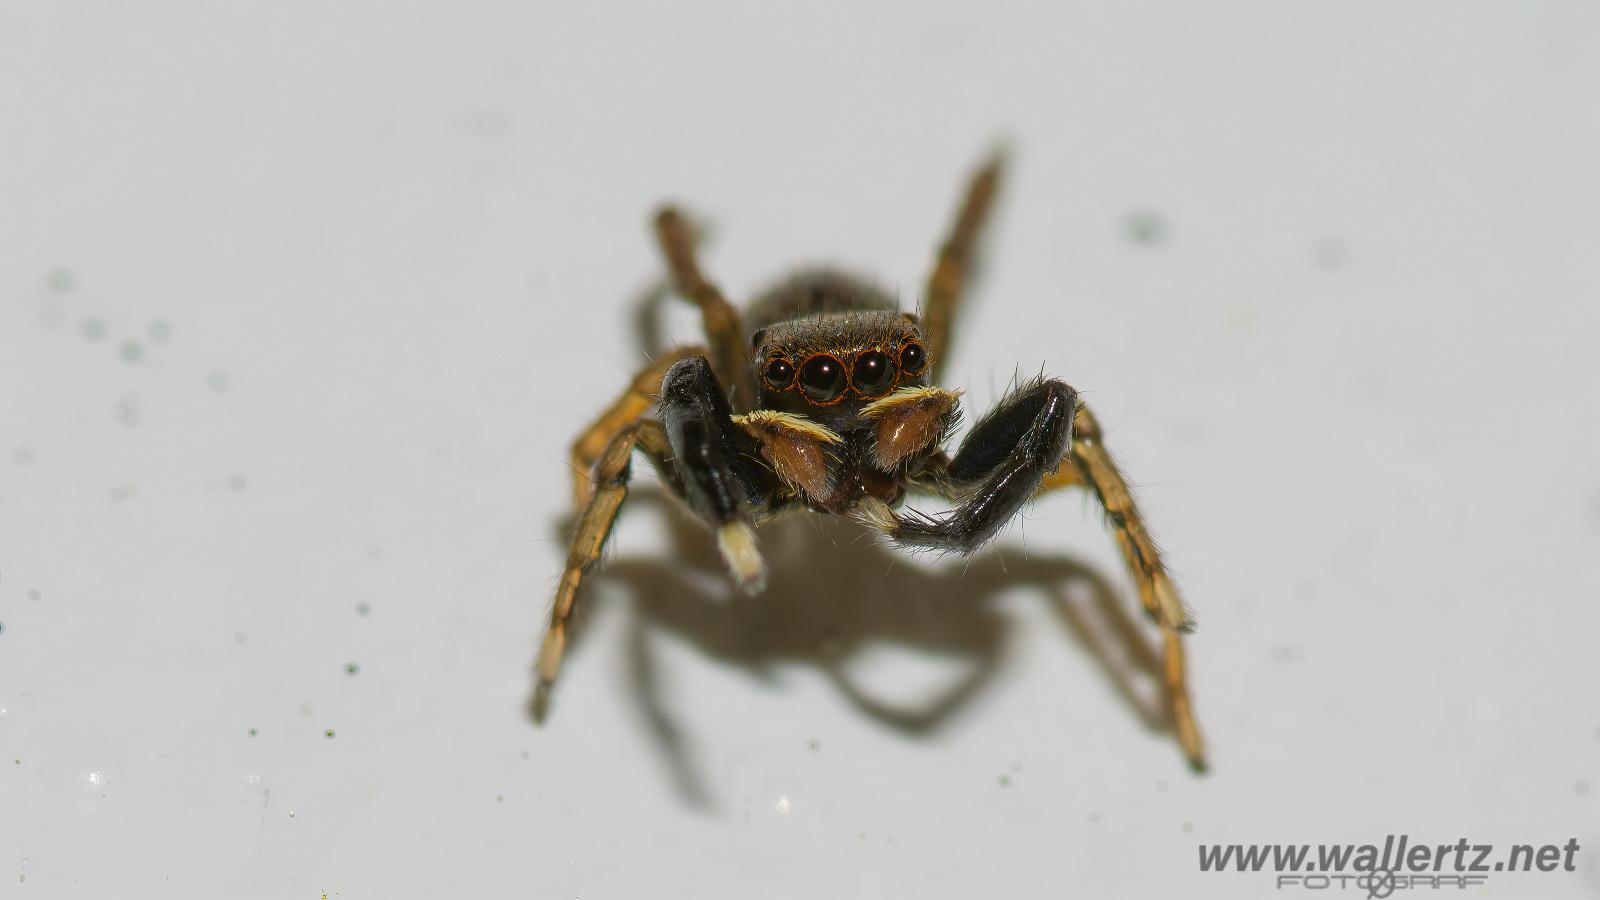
[658,356,775,592]
[869,381,1207,770]
[865,377,1076,555]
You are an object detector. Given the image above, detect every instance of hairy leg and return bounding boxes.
[653,208,754,405]
[657,355,776,592]
[921,152,1004,382]
[863,380,1206,770]
[536,419,674,720]
[862,377,1076,554]
[1053,402,1204,769]
[569,345,706,510]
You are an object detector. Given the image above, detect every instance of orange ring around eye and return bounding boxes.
[898,340,928,375]
[763,356,796,391]
[797,353,848,405]
[851,348,897,397]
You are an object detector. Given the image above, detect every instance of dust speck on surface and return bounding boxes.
[248,728,257,737]
[119,339,145,364]
[355,602,371,617]
[1156,779,1169,792]
[1271,645,1303,664]
[807,738,821,752]
[229,473,248,492]
[1576,780,1592,796]
[366,545,384,561]
[1124,209,1169,247]
[27,589,40,600]
[288,811,295,818]
[519,751,529,760]
[48,266,75,294]
[1008,760,1021,773]
[1311,236,1348,271]
[324,729,336,739]
[1182,820,1195,833]
[147,320,172,344]
[207,370,230,393]
[81,317,108,341]
[115,394,140,428]
[1088,812,1100,823]
[344,662,359,676]
[233,632,246,645]
[12,447,33,466]
[109,484,137,503]
[997,774,1010,787]
[495,793,504,803]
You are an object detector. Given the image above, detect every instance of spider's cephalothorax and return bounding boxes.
[734,272,948,516]
[540,155,1208,771]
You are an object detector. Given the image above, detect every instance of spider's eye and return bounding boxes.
[798,355,845,403]
[899,342,926,374]
[852,350,895,396]
[763,358,795,389]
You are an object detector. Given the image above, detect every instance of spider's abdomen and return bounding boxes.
[744,269,897,333]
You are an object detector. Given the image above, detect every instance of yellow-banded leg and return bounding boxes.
[922,152,1004,382]
[536,419,673,721]
[570,345,705,510]
[1041,402,1206,771]
[897,389,1205,769]
[653,208,754,405]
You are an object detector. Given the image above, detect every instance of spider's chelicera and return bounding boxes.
[539,154,1206,770]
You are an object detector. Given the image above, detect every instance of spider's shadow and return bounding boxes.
[560,487,1176,808]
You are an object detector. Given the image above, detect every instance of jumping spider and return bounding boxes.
[538,154,1205,770]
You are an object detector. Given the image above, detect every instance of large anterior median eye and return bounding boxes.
[798,355,846,403]
[852,351,895,396]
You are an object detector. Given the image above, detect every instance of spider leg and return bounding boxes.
[541,354,774,722]
[569,345,706,510]
[653,207,754,406]
[864,380,1207,771]
[921,151,1004,382]
[1042,402,1205,770]
[657,355,775,592]
[536,418,675,720]
[870,376,1076,554]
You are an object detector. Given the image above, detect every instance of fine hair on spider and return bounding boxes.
[539,152,1207,771]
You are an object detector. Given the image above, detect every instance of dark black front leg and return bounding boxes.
[893,377,1077,554]
[658,356,774,590]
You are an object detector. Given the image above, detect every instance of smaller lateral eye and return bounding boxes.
[764,358,795,389]
[899,341,926,373]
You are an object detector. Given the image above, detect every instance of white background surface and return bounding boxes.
[3,2,1599,898]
